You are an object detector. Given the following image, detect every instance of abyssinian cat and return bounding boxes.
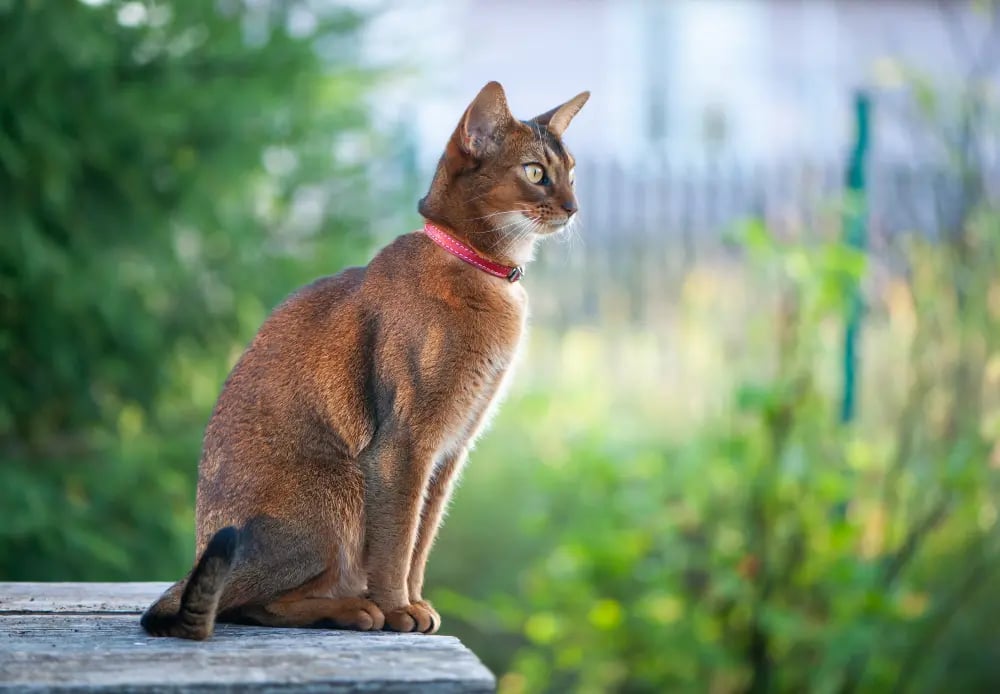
[141,81,589,639]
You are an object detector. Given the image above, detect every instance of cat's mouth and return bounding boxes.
[539,216,575,234]
[496,211,573,237]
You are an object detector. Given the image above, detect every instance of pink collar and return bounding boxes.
[421,221,524,283]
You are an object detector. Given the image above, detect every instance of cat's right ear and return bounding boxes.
[453,81,514,159]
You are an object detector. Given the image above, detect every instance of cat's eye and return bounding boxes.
[523,163,546,185]
[569,167,576,186]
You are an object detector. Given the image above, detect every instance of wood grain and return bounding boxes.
[0,582,171,614]
[0,583,494,692]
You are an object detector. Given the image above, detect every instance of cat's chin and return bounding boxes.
[539,218,574,235]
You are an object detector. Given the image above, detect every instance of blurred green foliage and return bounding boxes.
[432,210,1000,693]
[0,0,376,579]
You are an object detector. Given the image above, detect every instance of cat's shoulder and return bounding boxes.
[367,231,427,267]
[363,231,443,291]
[301,265,367,297]
[265,266,367,323]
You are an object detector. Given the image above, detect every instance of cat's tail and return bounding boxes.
[140,526,238,640]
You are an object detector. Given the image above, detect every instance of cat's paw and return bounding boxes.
[413,599,441,633]
[339,599,385,631]
[384,602,438,634]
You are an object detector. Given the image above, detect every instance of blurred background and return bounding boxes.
[2,0,1000,692]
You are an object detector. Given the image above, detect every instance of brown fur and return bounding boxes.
[141,81,588,639]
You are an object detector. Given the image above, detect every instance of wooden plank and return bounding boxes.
[0,582,171,614]
[0,584,496,693]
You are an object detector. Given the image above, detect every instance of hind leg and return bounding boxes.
[236,596,385,631]
[207,511,370,626]
[216,516,378,632]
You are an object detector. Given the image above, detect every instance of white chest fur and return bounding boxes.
[436,294,528,463]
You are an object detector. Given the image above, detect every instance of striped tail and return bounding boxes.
[141,526,238,640]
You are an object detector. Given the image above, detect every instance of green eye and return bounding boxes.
[569,167,576,185]
[523,163,546,184]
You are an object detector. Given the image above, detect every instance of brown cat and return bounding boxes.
[141,81,589,639]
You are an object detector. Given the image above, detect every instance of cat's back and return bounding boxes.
[204,265,372,454]
[219,266,367,381]
[274,264,368,328]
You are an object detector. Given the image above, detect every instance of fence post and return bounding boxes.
[840,91,871,423]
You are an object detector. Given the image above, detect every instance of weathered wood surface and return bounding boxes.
[0,583,495,693]
[0,582,171,614]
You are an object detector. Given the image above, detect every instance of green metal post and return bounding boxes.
[841,91,871,423]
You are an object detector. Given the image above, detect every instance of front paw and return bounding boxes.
[383,602,438,634]
[413,600,441,633]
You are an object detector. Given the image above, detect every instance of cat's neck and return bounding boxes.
[418,204,538,268]
[490,230,537,268]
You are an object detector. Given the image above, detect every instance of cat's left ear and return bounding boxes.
[533,91,590,137]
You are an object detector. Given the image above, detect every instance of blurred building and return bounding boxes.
[365,0,999,167]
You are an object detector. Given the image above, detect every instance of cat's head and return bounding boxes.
[419,81,590,263]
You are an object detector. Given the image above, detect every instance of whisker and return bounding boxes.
[485,218,530,245]
[491,217,527,251]
[462,190,494,205]
[492,216,529,233]
[489,226,522,250]
[567,214,586,255]
[459,210,525,222]
[494,214,541,257]
[464,216,531,237]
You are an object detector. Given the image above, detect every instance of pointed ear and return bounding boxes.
[454,81,514,158]
[533,91,590,137]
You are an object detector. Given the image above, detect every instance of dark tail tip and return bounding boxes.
[141,526,238,640]
[204,525,238,563]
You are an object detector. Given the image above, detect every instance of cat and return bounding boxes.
[141,81,588,639]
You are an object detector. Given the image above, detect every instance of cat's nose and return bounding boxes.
[561,200,578,217]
